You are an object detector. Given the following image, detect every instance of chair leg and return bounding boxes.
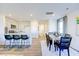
[54,45,58,51]
[54,45,57,51]
[49,45,51,51]
[68,49,70,56]
[49,43,51,51]
[59,49,61,56]
[57,47,58,51]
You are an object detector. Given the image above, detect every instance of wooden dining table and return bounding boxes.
[49,34,60,50]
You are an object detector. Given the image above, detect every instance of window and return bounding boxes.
[58,20,63,33]
[57,18,64,33]
[57,16,67,34]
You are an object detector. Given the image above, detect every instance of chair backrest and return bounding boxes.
[60,37,72,49]
[65,34,71,37]
[5,35,12,40]
[53,32,60,37]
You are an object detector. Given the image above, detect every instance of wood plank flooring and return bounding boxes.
[0,38,42,56]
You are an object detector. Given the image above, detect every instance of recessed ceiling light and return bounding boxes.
[30,14,32,16]
[46,11,55,16]
[46,12,54,15]
[66,8,69,10]
[52,13,55,16]
[8,14,12,17]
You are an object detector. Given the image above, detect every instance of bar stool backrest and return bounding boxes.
[21,35,29,40]
[13,35,20,40]
[5,35,12,40]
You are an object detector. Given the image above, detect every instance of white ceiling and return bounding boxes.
[0,3,79,21]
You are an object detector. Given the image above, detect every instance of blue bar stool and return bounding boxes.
[13,35,20,48]
[21,35,29,48]
[5,35,13,48]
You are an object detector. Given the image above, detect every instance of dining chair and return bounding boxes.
[54,40,60,51]
[5,35,13,48]
[46,34,50,47]
[46,33,52,51]
[56,37,72,56]
[65,34,71,37]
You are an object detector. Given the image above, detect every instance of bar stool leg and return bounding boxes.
[4,40,6,48]
[14,40,16,47]
[21,40,22,48]
[25,40,26,47]
[15,40,18,48]
[24,40,25,46]
[12,40,15,47]
[23,40,25,48]
[16,40,18,48]
[9,40,11,48]
[23,40,24,47]
[18,40,20,48]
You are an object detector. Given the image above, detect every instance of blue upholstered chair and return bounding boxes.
[57,37,72,56]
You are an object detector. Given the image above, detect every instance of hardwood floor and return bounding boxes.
[0,38,42,56]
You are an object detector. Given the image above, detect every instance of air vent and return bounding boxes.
[46,12,54,15]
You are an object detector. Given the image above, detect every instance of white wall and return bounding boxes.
[67,10,79,50]
[0,16,5,44]
[18,21,31,34]
[48,19,57,32]
[31,20,38,38]
[5,16,19,33]
[5,16,31,35]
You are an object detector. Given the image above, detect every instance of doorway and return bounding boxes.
[38,21,48,40]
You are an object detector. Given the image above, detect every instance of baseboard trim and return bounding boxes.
[70,46,79,52]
